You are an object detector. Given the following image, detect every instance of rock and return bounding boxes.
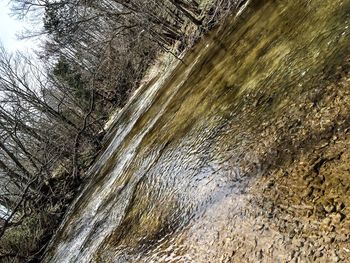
[333,255,341,262]
[303,187,313,198]
[338,233,350,242]
[314,203,327,218]
[314,248,324,258]
[257,249,263,260]
[321,217,331,230]
[335,201,345,211]
[292,238,304,248]
[324,235,336,243]
[288,250,296,261]
[323,217,331,225]
[256,223,264,230]
[316,141,329,149]
[323,201,336,213]
[267,180,274,188]
[306,209,313,217]
[331,212,345,224]
[331,251,341,262]
[343,247,350,253]
[308,248,316,257]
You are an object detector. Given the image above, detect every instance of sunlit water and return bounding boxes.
[44,0,350,262]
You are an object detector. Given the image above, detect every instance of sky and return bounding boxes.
[0,1,36,219]
[0,0,36,52]
[0,204,9,219]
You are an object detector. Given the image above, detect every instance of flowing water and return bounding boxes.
[44,0,350,262]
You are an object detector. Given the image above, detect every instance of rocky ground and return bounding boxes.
[235,55,350,262]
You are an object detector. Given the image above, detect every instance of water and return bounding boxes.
[44,0,350,262]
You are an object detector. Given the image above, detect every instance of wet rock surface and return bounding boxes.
[222,58,350,262]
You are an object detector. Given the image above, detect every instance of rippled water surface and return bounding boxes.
[44,0,350,262]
